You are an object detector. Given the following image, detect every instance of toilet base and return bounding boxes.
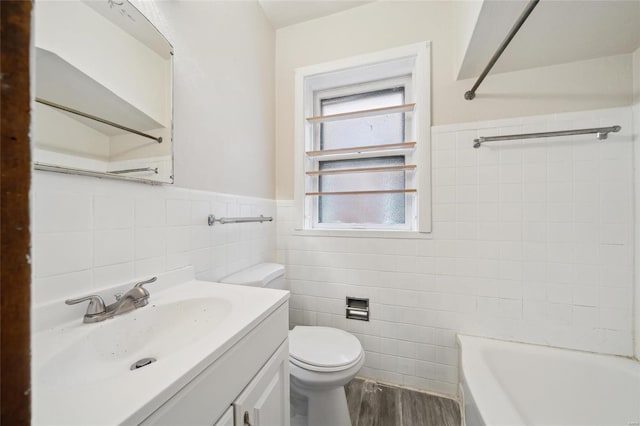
[291,380,351,426]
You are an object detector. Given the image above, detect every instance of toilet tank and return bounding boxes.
[220,263,286,290]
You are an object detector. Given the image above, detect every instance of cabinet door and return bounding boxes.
[234,340,290,426]
[214,407,234,426]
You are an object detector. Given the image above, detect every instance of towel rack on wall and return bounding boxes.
[464,0,540,100]
[473,125,621,148]
[36,98,163,143]
[207,214,273,226]
[109,167,159,174]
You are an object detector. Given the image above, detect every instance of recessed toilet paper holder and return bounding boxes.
[346,297,369,321]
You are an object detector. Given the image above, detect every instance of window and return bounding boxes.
[294,43,431,235]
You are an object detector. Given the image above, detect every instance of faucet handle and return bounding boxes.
[134,276,157,293]
[65,295,106,315]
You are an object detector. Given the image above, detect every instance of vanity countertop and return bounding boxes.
[32,269,289,425]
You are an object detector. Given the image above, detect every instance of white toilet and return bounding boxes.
[221,263,364,426]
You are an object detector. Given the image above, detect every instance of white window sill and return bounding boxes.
[292,228,432,239]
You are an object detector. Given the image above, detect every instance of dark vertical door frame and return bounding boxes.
[1,1,33,424]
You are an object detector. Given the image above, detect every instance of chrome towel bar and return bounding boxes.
[109,167,158,174]
[473,125,621,149]
[207,214,273,226]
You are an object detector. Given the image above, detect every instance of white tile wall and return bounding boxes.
[276,107,635,396]
[32,171,276,307]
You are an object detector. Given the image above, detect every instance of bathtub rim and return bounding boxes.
[457,334,640,426]
[457,334,526,426]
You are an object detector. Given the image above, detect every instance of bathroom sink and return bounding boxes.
[38,297,232,387]
[33,270,289,425]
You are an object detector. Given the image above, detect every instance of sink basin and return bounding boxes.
[38,297,231,387]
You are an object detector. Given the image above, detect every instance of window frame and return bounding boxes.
[311,76,414,231]
[293,42,432,237]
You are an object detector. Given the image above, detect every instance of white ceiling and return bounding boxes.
[258,0,373,29]
[458,0,640,80]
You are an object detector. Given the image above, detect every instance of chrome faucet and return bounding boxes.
[65,277,157,323]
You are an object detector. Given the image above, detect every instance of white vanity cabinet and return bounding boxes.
[141,303,290,426]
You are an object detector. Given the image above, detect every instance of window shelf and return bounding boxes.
[306,164,416,176]
[306,103,415,124]
[305,142,416,158]
[306,189,416,196]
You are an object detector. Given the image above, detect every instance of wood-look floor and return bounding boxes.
[345,378,461,426]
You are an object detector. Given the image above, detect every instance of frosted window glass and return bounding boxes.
[319,157,405,224]
[320,88,405,150]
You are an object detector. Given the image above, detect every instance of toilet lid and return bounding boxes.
[289,326,363,368]
[219,263,284,287]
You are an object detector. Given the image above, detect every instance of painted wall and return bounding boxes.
[135,0,276,199]
[275,1,633,199]
[451,0,483,80]
[278,106,634,395]
[633,47,640,359]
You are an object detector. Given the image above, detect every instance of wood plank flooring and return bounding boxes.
[345,378,461,426]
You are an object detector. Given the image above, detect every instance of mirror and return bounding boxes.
[33,0,174,184]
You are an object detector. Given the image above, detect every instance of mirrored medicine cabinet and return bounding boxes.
[33,0,174,184]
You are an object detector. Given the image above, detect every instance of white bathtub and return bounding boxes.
[458,335,640,426]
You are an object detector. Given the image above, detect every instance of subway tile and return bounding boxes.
[94,229,134,267]
[93,262,135,290]
[34,232,92,277]
[190,225,211,250]
[33,270,92,305]
[432,132,455,151]
[433,150,455,168]
[167,226,191,254]
[35,193,92,233]
[523,300,547,321]
[600,307,631,331]
[522,163,546,182]
[135,198,165,228]
[456,167,477,185]
[573,306,599,327]
[166,252,191,271]
[547,303,572,324]
[478,166,499,184]
[498,143,523,165]
[166,199,191,226]
[135,256,166,277]
[478,145,499,166]
[135,228,167,260]
[499,164,522,184]
[94,196,134,230]
[433,167,456,186]
[500,184,523,203]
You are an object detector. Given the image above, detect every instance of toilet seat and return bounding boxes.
[290,351,364,373]
[289,326,363,372]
